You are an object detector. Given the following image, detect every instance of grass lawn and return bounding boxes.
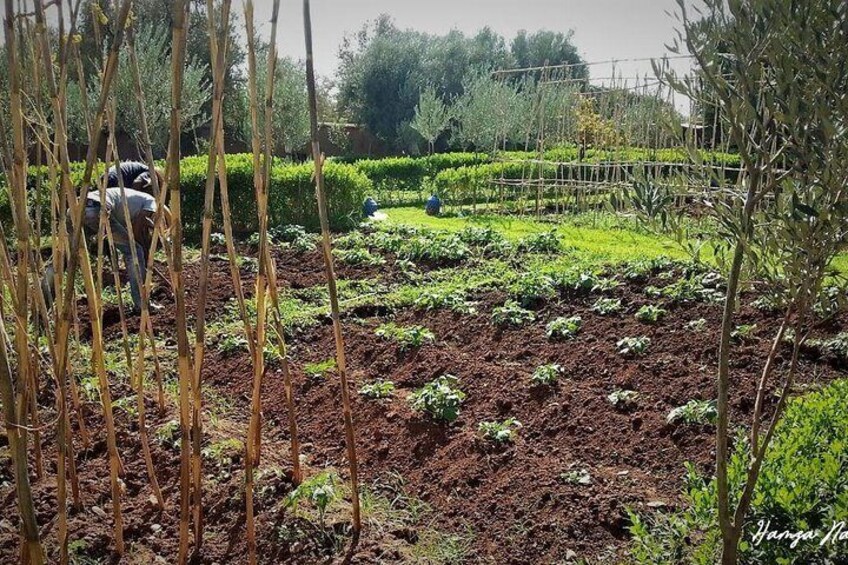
[382,206,848,274]
[382,207,691,264]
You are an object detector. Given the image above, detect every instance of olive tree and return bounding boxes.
[662,0,848,562]
[453,73,523,152]
[65,26,211,155]
[410,85,452,154]
[251,55,311,154]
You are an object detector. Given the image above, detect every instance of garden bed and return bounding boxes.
[2,226,846,564]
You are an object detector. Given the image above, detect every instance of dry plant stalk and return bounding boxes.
[189,0,233,547]
[163,0,196,561]
[1,1,46,562]
[303,0,362,532]
[26,1,137,558]
[242,1,272,559]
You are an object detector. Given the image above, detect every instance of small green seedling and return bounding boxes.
[617,336,650,356]
[202,438,244,480]
[607,389,640,409]
[667,399,718,425]
[218,333,248,356]
[492,300,536,327]
[333,247,386,266]
[732,324,757,341]
[375,323,435,350]
[592,277,621,293]
[561,467,592,486]
[635,304,667,324]
[511,272,557,307]
[284,471,340,530]
[414,289,478,314]
[304,358,336,379]
[154,419,180,450]
[210,232,226,246]
[592,297,623,315]
[686,318,707,332]
[531,363,563,386]
[359,379,395,399]
[546,316,582,340]
[409,375,466,422]
[478,418,522,444]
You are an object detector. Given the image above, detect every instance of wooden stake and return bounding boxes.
[303,0,361,533]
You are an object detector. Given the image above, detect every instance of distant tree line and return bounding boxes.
[2,3,676,159]
[336,15,589,152]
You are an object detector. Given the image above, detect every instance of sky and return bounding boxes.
[256,0,698,100]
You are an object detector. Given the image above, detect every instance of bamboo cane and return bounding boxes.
[303,0,362,533]
[30,10,129,554]
[164,0,195,560]
[102,104,165,510]
[189,0,233,547]
[241,2,269,560]
[2,0,45,560]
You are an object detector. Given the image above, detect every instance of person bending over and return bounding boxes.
[101,160,164,195]
[43,188,170,315]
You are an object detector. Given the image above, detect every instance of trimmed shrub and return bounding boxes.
[4,153,370,239]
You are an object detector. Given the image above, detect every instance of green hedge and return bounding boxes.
[1,153,371,238]
[351,152,489,206]
[347,147,740,208]
[179,153,370,234]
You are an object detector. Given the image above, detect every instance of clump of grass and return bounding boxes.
[304,358,336,379]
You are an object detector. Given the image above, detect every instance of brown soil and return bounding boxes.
[2,246,846,564]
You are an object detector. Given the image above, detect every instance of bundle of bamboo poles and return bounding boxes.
[0,0,361,563]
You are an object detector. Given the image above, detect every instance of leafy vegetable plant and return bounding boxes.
[635,304,667,324]
[617,336,650,356]
[517,230,561,253]
[284,471,340,530]
[546,316,582,340]
[510,272,557,307]
[608,389,640,409]
[731,324,757,341]
[531,363,563,386]
[375,323,435,350]
[359,379,396,399]
[686,318,707,332]
[409,375,466,422]
[492,300,536,327]
[592,297,623,315]
[333,247,386,266]
[478,418,522,444]
[218,333,248,356]
[667,399,718,425]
